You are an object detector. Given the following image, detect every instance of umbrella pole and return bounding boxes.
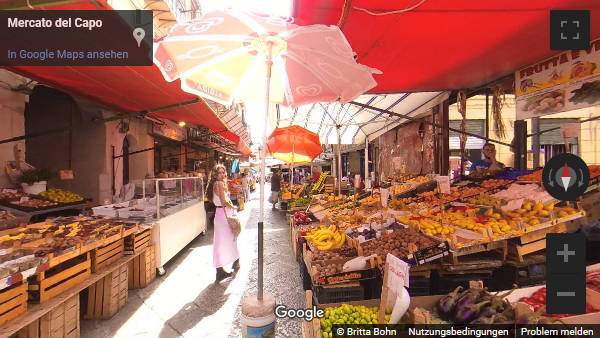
[258,42,274,301]
[337,125,342,195]
[291,143,295,187]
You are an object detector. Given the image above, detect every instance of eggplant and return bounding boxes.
[470,314,495,324]
[457,288,484,308]
[437,286,463,320]
[454,300,491,324]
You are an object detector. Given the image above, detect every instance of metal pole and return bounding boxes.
[337,126,342,195]
[364,136,369,188]
[258,41,273,301]
[532,117,540,169]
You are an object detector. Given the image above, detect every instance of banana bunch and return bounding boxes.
[304,225,346,250]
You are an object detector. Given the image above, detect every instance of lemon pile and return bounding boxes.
[40,189,84,203]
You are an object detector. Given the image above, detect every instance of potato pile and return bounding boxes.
[361,228,438,260]
[311,246,357,261]
[313,262,343,278]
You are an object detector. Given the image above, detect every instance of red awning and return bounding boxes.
[2,0,249,154]
[292,0,600,93]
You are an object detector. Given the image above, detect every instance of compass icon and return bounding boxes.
[543,153,590,201]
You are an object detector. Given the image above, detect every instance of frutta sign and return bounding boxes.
[515,38,600,120]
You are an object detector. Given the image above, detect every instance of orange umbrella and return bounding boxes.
[267,125,322,164]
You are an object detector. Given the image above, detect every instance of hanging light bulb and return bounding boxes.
[178,121,186,127]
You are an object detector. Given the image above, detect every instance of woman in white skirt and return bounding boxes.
[206,164,240,282]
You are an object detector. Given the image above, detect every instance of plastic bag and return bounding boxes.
[342,254,376,272]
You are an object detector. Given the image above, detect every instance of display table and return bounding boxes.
[154,199,206,271]
[0,250,144,337]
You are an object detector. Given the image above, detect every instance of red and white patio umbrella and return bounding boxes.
[153,9,379,301]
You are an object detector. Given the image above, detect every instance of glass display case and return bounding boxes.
[140,177,206,272]
[141,177,205,219]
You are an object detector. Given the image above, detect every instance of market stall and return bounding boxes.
[95,176,206,273]
[288,165,598,307]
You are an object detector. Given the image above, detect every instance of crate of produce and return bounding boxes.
[18,294,79,338]
[28,252,91,303]
[302,290,383,338]
[85,263,128,319]
[306,255,377,286]
[124,227,152,254]
[312,282,364,305]
[449,239,507,264]
[91,239,124,273]
[0,280,27,327]
[128,245,156,289]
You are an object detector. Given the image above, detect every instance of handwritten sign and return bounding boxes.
[354,174,361,189]
[435,176,451,194]
[386,253,410,297]
[560,123,581,139]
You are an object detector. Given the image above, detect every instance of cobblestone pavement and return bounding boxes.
[81,187,304,337]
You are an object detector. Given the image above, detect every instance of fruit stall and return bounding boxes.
[289,168,600,311]
[0,189,87,222]
[0,213,157,337]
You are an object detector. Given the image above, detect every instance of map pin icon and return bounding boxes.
[133,28,145,47]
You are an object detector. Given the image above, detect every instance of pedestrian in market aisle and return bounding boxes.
[240,172,250,202]
[470,142,505,172]
[270,169,281,209]
[206,164,240,282]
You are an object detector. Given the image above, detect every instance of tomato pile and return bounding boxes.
[519,287,599,318]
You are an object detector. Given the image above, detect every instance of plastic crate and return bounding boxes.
[313,284,364,305]
[408,276,431,296]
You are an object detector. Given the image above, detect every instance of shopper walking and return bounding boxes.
[207,164,240,282]
[240,172,250,201]
[270,169,281,209]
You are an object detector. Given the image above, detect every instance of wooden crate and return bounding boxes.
[0,281,27,327]
[29,253,91,304]
[91,239,124,273]
[84,264,128,319]
[124,227,152,254]
[18,294,80,338]
[509,238,546,263]
[447,240,507,264]
[127,246,156,289]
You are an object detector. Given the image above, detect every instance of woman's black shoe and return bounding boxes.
[232,259,240,271]
[216,267,232,282]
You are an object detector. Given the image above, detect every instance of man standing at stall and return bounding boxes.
[470,143,505,172]
[269,169,281,209]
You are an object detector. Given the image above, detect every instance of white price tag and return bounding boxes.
[19,197,29,203]
[386,253,410,297]
[501,198,524,212]
[435,176,451,194]
[354,174,361,189]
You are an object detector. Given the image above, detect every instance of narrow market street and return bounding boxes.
[81,186,304,338]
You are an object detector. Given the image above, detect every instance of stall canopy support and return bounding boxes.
[348,100,513,148]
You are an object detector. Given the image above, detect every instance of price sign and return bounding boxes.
[59,170,74,180]
[501,198,524,213]
[354,174,361,189]
[386,253,410,297]
[435,176,451,194]
[560,123,580,139]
